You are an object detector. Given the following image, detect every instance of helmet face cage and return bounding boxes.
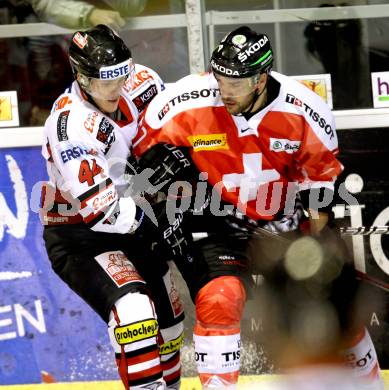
[210,26,273,79]
[69,24,134,98]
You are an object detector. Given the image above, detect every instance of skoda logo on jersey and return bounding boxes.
[237,36,269,62]
[99,59,131,80]
[211,60,240,76]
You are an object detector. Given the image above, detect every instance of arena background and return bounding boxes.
[1,0,389,388]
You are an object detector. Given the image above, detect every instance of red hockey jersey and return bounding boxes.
[134,71,343,221]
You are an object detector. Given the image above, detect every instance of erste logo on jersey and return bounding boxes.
[59,144,98,163]
[237,35,269,62]
[188,133,229,152]
[285,93,335,139]
[99,59,132,80]
[157,88,219,120]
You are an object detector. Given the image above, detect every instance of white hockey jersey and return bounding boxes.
[41,64,164,233]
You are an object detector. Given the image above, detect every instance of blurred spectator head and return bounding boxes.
[28,40,73,124]
[304,3,362,73]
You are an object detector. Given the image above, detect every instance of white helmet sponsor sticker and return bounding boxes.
[99,59,132,80]
[73,32,88,49]
[232,34,247,46]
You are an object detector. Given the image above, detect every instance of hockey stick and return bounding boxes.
[355,270,389,292]
[253,225,389,238]
[251,225,292,243]
[252,226,389,292]
[196,208,389,289]
[340,226,389,236]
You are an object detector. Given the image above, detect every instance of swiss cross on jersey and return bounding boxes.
[223,153,280,204]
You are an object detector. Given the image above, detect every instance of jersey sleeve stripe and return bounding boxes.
[298,180,335,192]
[84,209,107,227]
[78,178,113,204]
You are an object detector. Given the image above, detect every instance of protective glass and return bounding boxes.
[213,73,259,98]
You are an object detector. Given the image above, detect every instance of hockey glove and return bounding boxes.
[262,197,305,234]
[224,207,259,233]
[136,143,196,194]
[130,200,191,259]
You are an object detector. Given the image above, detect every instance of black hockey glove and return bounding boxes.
[130,200,192,259]
[262,197,305,234]
[136,143,197,194]
[223,206,259,234]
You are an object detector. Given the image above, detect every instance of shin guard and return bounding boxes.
[342,327,384,389]
[159,322,184,389]
[194,276,246,389]
[108,292,165,389]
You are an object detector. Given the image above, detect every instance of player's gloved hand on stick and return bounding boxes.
[130,200,191,259]
[263,198,305,234]
[136,143,195,194]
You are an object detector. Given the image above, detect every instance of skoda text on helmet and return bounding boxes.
[68,24,135,102]
[210,26,273,78]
